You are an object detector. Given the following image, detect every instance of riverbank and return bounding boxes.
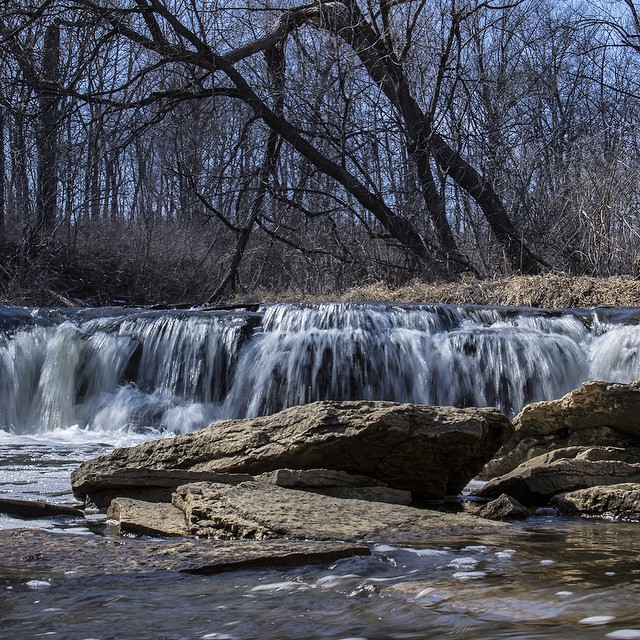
[235,275,640,310]
[2,273,638,310]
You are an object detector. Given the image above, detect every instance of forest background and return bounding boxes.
[1,0,639,307]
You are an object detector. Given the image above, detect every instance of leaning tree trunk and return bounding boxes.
[209,43,287,302]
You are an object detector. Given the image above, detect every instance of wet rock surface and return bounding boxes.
[0,528,370,581]
[0,498,85,520]
[72,400,512,502]
[552,483,640,520]
[483,381,640,478]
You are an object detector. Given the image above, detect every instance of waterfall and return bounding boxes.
[0,302,637,435]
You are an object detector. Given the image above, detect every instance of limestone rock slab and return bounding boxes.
[483,381,640,478]
[172,481,508,542]
[475,446,640,505]
[552,483,640,520]
[72,400,512,503]
[107,498,189,537]
[75,468,254,509]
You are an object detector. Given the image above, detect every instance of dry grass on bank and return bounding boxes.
[338,275,640,309]
[235,275,640,309]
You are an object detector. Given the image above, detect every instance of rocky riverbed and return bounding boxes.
[2,380,640,639]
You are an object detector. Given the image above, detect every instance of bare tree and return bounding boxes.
[0,0,638,306]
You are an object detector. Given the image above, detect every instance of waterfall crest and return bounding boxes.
[0,303,637,435]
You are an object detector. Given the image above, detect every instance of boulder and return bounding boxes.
[552,483,640,520]
[72,401,512,503]
[475,446,640,505]
[171,481,509,542]
[474,494,532,521]
[483,381,640,478]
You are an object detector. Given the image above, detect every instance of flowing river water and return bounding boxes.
[0,301,639,639]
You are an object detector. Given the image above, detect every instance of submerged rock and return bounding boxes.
[0,498,84,520]
[483,381,640,478]
[552,483,640,520]
[72,400,512,503]
[0,528,370,580]
[475,446,640,505]
[171,481,508,542]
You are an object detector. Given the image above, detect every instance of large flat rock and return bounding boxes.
[0,529,370,582]
[72,400,512,504]
[172,481,509,542]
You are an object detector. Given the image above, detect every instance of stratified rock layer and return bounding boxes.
[476,446,640,505]
[483,381,640,478]
[171,481,508,542]
[72,401,512,504]
[552,483,640,520]
[254,468,412,504]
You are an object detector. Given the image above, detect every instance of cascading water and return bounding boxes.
[0,302,638,436]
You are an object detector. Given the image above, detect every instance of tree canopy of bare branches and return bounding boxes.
[0,0,638,305]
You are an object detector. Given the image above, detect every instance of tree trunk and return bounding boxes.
[36,20,60,236]
[11,108,30,227]
[0,108,5,243]
[209,44,287,302]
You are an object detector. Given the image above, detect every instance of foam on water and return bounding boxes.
[579,615,616,625]
[25,580,52,590]
[250,581,309,593]
[447,557,479,569]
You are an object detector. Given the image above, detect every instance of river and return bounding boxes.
[0,302,639,639]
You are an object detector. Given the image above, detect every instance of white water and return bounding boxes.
[0,302,638,437]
